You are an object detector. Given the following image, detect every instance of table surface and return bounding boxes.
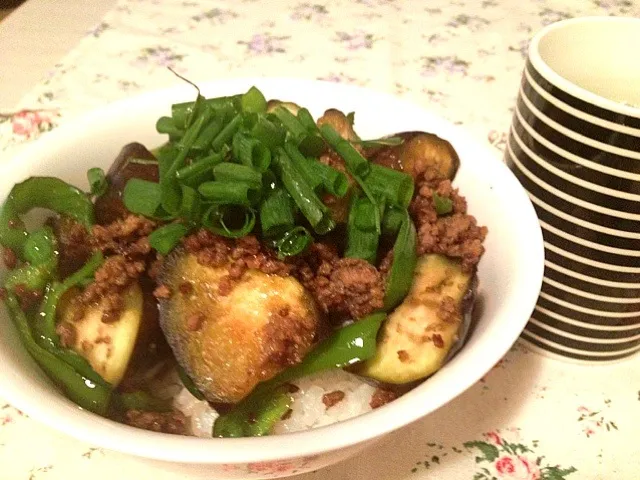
[1,1,639,479]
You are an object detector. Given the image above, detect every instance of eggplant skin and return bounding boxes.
[158,252,321,404]
[94,143,159,225]
[358,254,475,384]
[369,132,460,180]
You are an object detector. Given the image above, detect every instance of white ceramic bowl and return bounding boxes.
[0,79,544,479]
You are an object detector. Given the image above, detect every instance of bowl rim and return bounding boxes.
[528,16,640,118]
[0,78,545,464]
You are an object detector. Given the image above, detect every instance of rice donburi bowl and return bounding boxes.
[0,79,543,477]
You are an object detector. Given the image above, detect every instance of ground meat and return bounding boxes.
[14,284,42,310]
[183,230,292,278]
[294,244,385,319]
[322,390,346,408]
[370,387,398,409]
[48,217,92,278]
[153,284,171,299]
[76,255,145,322]
[410,167,487,272]
[92,214,156,258]
[56,321,77,348]
[3,248,17,269]
[186,312,204,331]
[437,296,459,324]
[124,410,187,435]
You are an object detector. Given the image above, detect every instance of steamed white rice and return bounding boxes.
[172,369,377,437]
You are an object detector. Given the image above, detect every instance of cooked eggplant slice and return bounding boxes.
[94,143,159,225]
[369,132,460,180]
[57,283,144,386]
[317,109,359,142]
[158,252,321,404]
[358,254,475,384]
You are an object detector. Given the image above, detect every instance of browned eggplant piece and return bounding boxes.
[358,254,476,384]
[266,100,301,115]
[316,109,359,142]
[369,132,460,180]
[158,251,322,404]
[57,283,144,386]
[48,215,92,278]
[94,143,159,225]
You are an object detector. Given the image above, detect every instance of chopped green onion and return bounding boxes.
[192,116,224,151]
[87,168,108,197]
[304,159,349,197]
[272,148,335,235]
[213,163,263,186]
[260,188,295,237]
[156,116,184,140]
[382,206,405,236]
[241,86,268,113]
[319,123,370,177]
[283,141,323,191]
[432,192,453,215]
[148,223,189,255]
[198,181,261,206]
[211,113,242,152]
[271,105,307,139]
[355,136,404,148]
[232,132,271,172]
[296,108,319,133]
[345,196,379,264]
[363,163,414,209]
[384,212,417,311]
[123,179,162,217]
[179,185,201,220]
[202,204,256,238]
[175,152,224,187]
[247,115,285,150]
[161,112,212,215]
[274,226,313,258]
[171,95,241,130]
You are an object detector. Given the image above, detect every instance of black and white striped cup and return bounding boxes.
[504,16,640,362]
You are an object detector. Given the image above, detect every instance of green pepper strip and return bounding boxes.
[36,252,104,349]
[4,293,111,415]
[213,312,386,437]
[0,177,94,259]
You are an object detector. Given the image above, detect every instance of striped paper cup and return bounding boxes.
[505,16,640,362]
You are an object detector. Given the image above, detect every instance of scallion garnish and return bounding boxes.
[87,167,108,197]
[432,192,453,215]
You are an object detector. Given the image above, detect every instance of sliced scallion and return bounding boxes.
[432,192,453,215]
[87,167,107,197]
[384,212,417,311]
[202,204,256,238]
[148,223,189,255]
[198,181,261,207]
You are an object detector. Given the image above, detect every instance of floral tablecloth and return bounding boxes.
[1,0,639,479]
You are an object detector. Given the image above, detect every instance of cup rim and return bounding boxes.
[528,16,640,119]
